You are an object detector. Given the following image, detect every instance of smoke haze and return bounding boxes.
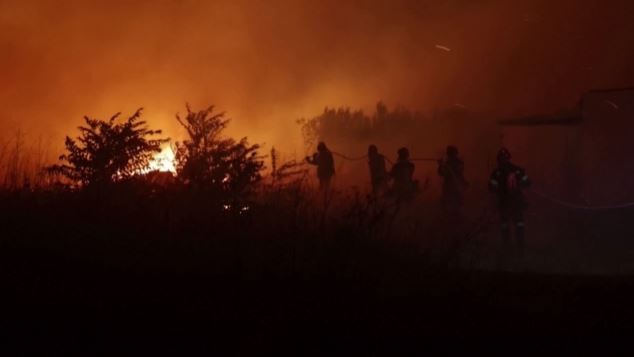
[1,0,634,155]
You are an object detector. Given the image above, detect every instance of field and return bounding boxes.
[2,180,634,352]
[2,104,634,352]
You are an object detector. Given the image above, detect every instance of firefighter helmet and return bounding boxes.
[397,147,410,160]
[497,147,511,163]
[446,145,458,158]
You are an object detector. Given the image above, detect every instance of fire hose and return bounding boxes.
[529,188,634,211]
[330,151,634,210]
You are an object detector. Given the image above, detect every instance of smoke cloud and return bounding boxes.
[1,0,634,156]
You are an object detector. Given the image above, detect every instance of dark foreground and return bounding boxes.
[4,244,634,353]
[2,189,634,353]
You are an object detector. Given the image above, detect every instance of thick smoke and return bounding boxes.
[1,0,634,157]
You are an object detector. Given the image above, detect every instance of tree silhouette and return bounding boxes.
[48,109,168,187]
[174,104,264,195]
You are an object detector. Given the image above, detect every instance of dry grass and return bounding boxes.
[0,131,52,191]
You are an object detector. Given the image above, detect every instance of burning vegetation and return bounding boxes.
[3,98,634,346]
[3,0,634,345]
[46,109,168,188]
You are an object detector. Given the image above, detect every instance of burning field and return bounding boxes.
[2,0,634,349]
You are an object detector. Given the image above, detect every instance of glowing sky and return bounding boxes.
[1,0,634,157]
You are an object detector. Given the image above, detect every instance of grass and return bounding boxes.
[2,129,634,349]
[3,175,634,352]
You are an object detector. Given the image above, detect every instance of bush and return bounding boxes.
[47,109,168,187]
[174,104,264,196]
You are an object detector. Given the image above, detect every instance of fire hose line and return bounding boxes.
[529,188,634,211]
[330,151,634,211]
[331,151,439,164]
[331,152,367,161]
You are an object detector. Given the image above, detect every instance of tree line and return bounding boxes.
[2,101,497,195]
[46,104,265,197]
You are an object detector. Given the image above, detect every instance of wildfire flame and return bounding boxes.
[147,146,177,174]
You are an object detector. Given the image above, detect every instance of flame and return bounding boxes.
[148,146,177,173]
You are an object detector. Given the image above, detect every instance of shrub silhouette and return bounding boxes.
[174,104,264,195]
[47,109,168,187]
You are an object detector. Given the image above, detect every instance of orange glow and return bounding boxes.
[1,0,634,167]
[147,146,176,174]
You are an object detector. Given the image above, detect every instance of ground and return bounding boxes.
[2,187,634,352]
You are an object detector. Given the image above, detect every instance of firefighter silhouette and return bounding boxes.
[367,144,388,196]
[489,148,530,255]
[389,147,417,201]
[306,141,335,190]
[438,145,467,218]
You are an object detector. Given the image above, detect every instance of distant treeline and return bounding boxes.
[298,102,501,185]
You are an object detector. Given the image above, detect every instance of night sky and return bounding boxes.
[2,0,633,153]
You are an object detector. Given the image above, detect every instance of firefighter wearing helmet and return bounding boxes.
[489,148,531,254]
[389,147,417,201]
[306,141,335,191]
[437,145,468,219]
[367,144,388,196]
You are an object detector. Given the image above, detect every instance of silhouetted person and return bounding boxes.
[389,147,417,201]
[489,148,531,257]
[437,145,467,218]
[367,144,388,196]
[306,141,335,190]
